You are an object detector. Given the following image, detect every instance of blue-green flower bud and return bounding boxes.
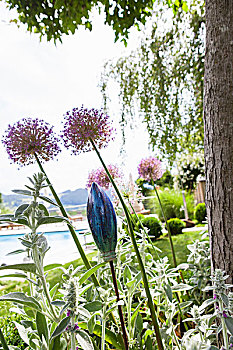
[87,183,117,262]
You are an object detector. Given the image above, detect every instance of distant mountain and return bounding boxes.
[2,188,88,209]
[2,193,27,208]
[60,188,88,206]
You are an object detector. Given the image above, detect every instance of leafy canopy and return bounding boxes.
[100,0,205,163]
[3,0,189,43]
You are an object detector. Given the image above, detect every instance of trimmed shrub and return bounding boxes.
[137,216,163,240]
[194,203,207,223]
[167,218,185,235]
[154,190,194,221]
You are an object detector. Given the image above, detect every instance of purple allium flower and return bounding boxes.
[138,156,164,182]
[86,164,122,190]
[2,118,61,166]
[213,294,217,300]
[223,311,228,318]
[61,106,115,154]
[74,323,79,330]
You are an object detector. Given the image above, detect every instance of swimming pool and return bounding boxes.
[0,229,95,266]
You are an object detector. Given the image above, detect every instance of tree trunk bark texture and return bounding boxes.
[204,1,233,280]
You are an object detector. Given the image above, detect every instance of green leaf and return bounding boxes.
[145,335,153,350]
[123,265,132,283]
[37,216,68,226]
[0,215,15,222]
[38,204,49,217]
[36,312,49,343]
[7,249,26,256]
[15,217,30,226]
[79,262,106,285]
[87,315,95,334]
[164,284,173,302]
[44,263,62,272]
[172,284,193,292]
[38,196,59,207]
[131,301,143,329]
[84,301,103,312]
[14,321,30,345]
[0,292,41,311]
[15,204,30,217]
[135,313,143,332]
[51,316,70,339]
[12,189,32,196]
[0,263,37,274]
[0,273,27,279]
[78,322,122,349]
[51,300,66,307]
[206,346,219,350]
[182,1,188,12]
[52,336,67,350]
[76,329,94,350]
[224,316,233,335]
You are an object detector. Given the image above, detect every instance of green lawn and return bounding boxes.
[152,230,207,266]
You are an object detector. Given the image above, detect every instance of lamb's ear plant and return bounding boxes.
[0,173,100,350]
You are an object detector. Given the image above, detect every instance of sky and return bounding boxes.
[0,5,152,195]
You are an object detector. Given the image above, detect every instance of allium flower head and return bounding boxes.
[138,156,164,182]
[86,164,122,190]
[62,106,114,154]
[2,118,60,166]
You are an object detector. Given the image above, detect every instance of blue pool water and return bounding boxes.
[0,229,94,265]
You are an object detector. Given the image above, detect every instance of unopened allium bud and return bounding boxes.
[87,183,117,262]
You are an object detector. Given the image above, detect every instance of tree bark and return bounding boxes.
[204,1,233,280]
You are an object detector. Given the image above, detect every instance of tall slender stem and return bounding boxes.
[152,180,177,268]
[128,201,162,262]
[34,154,99,288]
[90,139,164,350]
[109,261,129,350]
[0,329,9,350]
[70,316,76,350]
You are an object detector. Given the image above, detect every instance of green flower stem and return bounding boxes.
[109,260,129,350]
[152,182,187,288]
[32,245,59,322]
[35,154,99,288]
[70,316,76,350]
[0,329,9,350]
[151,180,177,268]
[128,201,162,262]
[90,139,164,350]
[219,299,229,349]
[101,303,107,350]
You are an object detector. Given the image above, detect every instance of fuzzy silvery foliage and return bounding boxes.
[0,173,99,350]
[187,235,211,301]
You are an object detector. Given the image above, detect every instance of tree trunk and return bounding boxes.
[204,1,233,280]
